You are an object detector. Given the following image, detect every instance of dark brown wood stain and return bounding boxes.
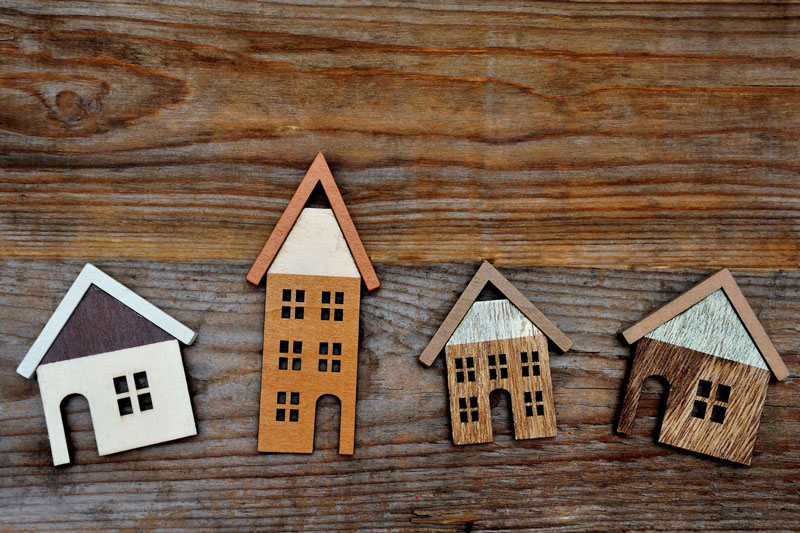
[40,284,173,365]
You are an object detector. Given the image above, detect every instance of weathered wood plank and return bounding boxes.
[1,261,797,530]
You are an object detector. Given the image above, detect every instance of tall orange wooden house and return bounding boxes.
[247,153,379,454]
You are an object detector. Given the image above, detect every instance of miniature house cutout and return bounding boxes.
[419,262,573,445]
[617,269,789,465]
[246,152,380,455]
[16,264,197,466]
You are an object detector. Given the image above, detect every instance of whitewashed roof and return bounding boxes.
[447,299,542,346]
[16,264,197,379]
[645,289,766,370]
[268,207,360,278]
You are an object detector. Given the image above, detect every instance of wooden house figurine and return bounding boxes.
[16,264,197,466]
[419,262,573,445]
[617,269,790,465]
[246,152,379,455]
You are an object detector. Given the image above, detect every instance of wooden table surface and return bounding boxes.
[1,1,798,531]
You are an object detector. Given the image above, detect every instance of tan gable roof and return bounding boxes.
[246,152,379,291]
[419,262,573,367]
[621,269,789,380]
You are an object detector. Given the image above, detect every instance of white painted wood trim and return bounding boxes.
[446,299,542,346]
[17,264,197,379]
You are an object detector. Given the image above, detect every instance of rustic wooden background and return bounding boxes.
[1,1,798,530]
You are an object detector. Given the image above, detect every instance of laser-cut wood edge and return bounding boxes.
[17,264,197,379]
[418,261,573,367]
[620,269,788,380]
[246,152,380,291]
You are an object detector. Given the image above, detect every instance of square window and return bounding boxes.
[279,340,289,353]
[456,371,464,383]
[292,341,303,354]
[289,409,299,422]
[469,397,478,409]
[333,343,342,356]
[295,307,304,319]
[334,309,343,321]
[295,290,305,303]
[117,397,133,416]
[466,357,474,368]
[499,353,507,365]
[455,358,463,369]
[319,342,329,355]
[113,376,128,394]
[536,404,544,416]
[292,358,301,371]
[710,405,727,424]
[489,369,497,380]
[467,371,475,382]
[531,351,539,362]
[521,366,529,377]
[322,291,331,304]
[282,289,292,302]
[535,390,543,403]
[460,411,468,423]
[278,357,288,370]
[281,306,291,319]
[331,360,341,372]
[500,368,508,379]
[697,379,712,398]
[133,372,148,390]
[525,405,533,417]
[276,409,285,421]
[459,398,467,409]
[691,400,707,419]
[533,365,540,376]
[488,354,496,366]
[138,393,153,411]
[290,392,300,405]
[471,410,479,422]
[716,384,731,403]
[335,292,344,305]
[321,308,330,321]
[277,391,286,404]
[524,391,532,403]
[318,359,328,372]
[520,351,528,363]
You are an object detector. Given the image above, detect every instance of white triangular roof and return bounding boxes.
[16,264,197,379]
[268,207,360,278]
[446,299,543,346]
[645,289,766,370]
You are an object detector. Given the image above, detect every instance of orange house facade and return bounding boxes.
[247,153,379,454]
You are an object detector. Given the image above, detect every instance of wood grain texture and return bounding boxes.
[1,261,798,530]
[1,0,799,529]
[1,2,799,269]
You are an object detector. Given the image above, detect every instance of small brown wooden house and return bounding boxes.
[419,262,573,445]
[618,269,789,465]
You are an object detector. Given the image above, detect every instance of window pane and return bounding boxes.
[460,411,468,423]
[279,340,289,353]
[466,357,474,368]
[524,391,532,403]
[499,353,507,365]
[487,354,496,366]
[531,351,539,362]
[715,384,731,403]
[525,405,533,417]
[691,400,707,419]
[533,365,540,376]
[331,360,341,372]
[521,366,529,377]
[500,368,508,379]
[318,359,328,372]
[117,397,133,416]
[290,392,300,405]
[133,371,148,390]
[278,357,288,370]
[282,289,292,302]
[467,371,475,382]
[535,390,543,402]
[334,309,343,321]
[471,410,479,422]
[289,409,299,422]
[710,405,727,424]
[293,341,303,354]
[295,307,304,319]
[696,379,712,398]
[469,397,478,408]
[281,306,291,319]
[138,393,153,411]
[332,343,342,356]
[276,409,285,421]
[319,342,328,355]
[292,358,301,371]
[489,369,497,380]
[113,376,128,394]
[335,292,344,304]
[520,352,528,363]
[277,391,286,404]
[456,371,464,383]
[321,308,330,320]
[454,358,463,369]
[458,398,467,409]
[536,404,544,416]
[322,291,331,304]
[295,290,305,302]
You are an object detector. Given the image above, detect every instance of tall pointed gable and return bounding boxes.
[419,262,573,367]
[621,269,789,380]
[246,152,379,291]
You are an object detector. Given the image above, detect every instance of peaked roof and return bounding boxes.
[16,264,197,379]
[246,152,379,291]
[419,262,573,367]
[621,269,789,381]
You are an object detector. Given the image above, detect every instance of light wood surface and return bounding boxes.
[1,0,799,529]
